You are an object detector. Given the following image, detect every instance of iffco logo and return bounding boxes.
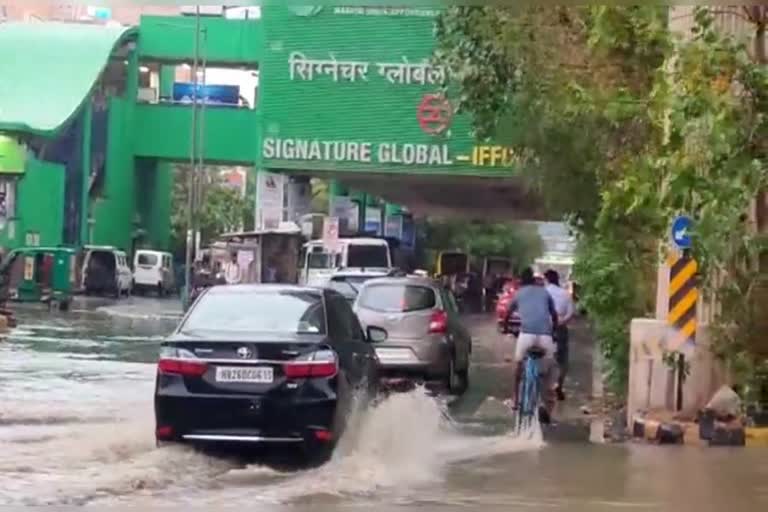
[289,6,323,16]
[417,94,453,135]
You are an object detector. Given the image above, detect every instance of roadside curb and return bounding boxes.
[631,413,768,447]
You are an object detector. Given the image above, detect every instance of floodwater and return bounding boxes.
[1,298,767,510]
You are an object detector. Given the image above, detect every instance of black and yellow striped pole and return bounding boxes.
[666,248,698,411]
[667,251,698,351]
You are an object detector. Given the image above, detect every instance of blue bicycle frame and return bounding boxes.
[516,353,542,429]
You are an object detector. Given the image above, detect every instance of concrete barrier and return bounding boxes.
[628,318,727,428]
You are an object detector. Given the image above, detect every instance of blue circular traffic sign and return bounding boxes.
[671,215,693,249]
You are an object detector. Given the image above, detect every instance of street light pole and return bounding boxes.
[184,5,201,304]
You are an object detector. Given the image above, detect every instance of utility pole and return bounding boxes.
[184,5,202,304]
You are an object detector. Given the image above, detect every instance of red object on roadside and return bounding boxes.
[496,280,522,334]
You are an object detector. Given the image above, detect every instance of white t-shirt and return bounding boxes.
[223,262,242,284]
[545,283,575,324]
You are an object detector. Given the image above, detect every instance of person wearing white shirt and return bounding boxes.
[223,252,242,285]
[544,269,575,401]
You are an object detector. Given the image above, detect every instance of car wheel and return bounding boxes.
[447,356,468,395]
[302,441,334,467]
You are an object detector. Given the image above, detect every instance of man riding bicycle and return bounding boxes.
[506,267,559,424]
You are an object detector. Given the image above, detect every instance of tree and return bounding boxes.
[170,166,251,258]
[435,6,768,394]
[423,219,543,272]
[435,6,670,390]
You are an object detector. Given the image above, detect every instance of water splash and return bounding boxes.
[193,388,544,505]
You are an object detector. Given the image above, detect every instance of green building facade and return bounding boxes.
[0,7,518,256]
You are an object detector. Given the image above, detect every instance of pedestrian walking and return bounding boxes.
[544,269,575,401]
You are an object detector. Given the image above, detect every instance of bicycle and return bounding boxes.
[515,346,547,431]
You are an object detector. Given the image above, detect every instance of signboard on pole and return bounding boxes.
[323,216,340,252]
[671,215,693,250]
[0,135,26,175]
[286,178,312,223]
[401,215,416,249]
[364,206,382,235]
[255,171,285,231]
[384,214,403,239]
[330,196,358,234]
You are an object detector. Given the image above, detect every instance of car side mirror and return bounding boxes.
[366,326,388,343]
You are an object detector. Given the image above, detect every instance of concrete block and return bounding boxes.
[683,425,705,446]
[656,423,685,444]
[709,422,746,446]
[632,418,646,438]
[745,428,768,447]
[698,410,715,440]
[644,419,660,441]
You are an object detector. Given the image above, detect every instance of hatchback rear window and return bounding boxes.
[138,253,158,266]
[358,284,436,313]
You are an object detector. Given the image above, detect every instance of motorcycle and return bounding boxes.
[501,309,521,337]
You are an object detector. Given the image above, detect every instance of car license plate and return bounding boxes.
[215,366,274,384]
[375,348,417,363]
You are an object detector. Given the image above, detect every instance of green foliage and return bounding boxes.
[310,178,329,214]
[170,166,251,256]
[423,219,543,271]
[435,6,768,396]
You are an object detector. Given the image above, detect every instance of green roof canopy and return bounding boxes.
[0,22,135,137]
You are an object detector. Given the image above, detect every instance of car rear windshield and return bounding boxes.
[327,275,374,297]
[137,253,158,266]
[347,245,389,268]
[358,284,436,313]
[182,289,326,334]
[308,251,333,269]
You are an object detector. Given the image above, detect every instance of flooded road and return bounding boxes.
[1,298,767,509]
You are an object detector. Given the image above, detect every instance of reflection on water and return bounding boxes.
[1,300,768,509]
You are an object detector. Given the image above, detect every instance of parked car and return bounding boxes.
[82,246,132,298]
[154,284,381,462]
[353,276,472,394]
[133,250,175,296]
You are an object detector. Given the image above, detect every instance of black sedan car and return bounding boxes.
[154,284,381,460]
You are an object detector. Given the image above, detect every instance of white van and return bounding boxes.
[298,238,392,287]
[82,246,133,297]
[133,250,175,296]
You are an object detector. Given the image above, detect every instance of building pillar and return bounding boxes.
[79,100,92,246]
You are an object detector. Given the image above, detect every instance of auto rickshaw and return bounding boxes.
[0,246,78,311]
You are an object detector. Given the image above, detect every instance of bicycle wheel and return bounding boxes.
[516,358,537,430]
[515,367,528,431]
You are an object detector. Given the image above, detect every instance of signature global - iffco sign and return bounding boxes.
[260,7,518,174]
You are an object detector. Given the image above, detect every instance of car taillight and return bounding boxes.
[157,347,208,377]
[283,349,338,379]
[429,310,448,334]
[156,425,174,440]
